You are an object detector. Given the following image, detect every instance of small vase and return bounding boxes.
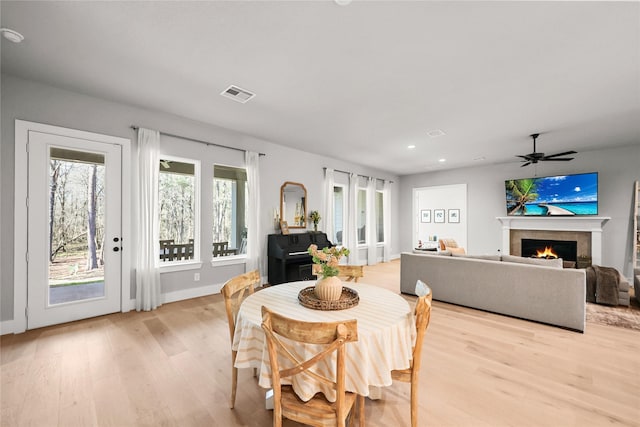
[313,223,318,232]
[315,276,343,301]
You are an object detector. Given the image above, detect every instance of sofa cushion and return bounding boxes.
[448,247,466,255]
[452,253,501,262]
[501,254,563,269]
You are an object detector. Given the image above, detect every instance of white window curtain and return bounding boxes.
[366,177,377,266]
[322,168,335,242]
[245,151,261,274]
[383,180,392,262]
[346,173,359,265]
[135,128,162,311]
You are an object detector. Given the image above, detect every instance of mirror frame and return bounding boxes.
[280,181,307,229]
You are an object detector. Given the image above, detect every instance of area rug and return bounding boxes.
[586,289,640,331]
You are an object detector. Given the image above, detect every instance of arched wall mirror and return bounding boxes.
[280,181,307,228]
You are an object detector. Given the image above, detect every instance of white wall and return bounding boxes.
[413,183,467,250]
[0,74,399,326]
[399,144,640,277]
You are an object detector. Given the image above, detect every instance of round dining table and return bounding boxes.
[232,280,416,402]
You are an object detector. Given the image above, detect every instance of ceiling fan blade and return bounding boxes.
[541,157,574,161]
[516,155,533,160]
[543,150,577,159]
[520,161,531,167]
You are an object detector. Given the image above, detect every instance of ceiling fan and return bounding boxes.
[517,133,577,167]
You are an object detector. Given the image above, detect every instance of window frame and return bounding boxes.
[211,163,248,264]
[157,155,201,270]
[333,184,347,245]
[375,189,385,244]
[357,187,368,246]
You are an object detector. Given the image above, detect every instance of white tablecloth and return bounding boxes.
[232,281,415,401]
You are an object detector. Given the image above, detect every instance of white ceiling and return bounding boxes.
[2,1,639,175]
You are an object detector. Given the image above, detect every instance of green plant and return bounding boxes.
[309,210,321,224]
[307,244,350,277]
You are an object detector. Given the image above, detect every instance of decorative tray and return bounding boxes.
[298,286,359,311]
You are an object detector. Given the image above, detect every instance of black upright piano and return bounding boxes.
[267,232,333,284]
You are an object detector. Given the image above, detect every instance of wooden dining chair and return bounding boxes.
[391,280,433,427]
[261,306,365,427]
[312,264,364,283]
[220,270,261,409]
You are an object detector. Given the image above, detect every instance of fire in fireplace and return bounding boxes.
[521,238,577,262]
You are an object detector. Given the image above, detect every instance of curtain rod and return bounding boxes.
[131,126,265,156]
[324,167,394,184]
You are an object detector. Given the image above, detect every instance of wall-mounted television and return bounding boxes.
[505,172,598,216]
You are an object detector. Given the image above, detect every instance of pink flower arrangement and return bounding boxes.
[307,244,350,277]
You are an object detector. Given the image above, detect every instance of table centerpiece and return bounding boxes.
[308,243,350,301]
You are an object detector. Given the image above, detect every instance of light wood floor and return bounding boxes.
[2,259,639,426]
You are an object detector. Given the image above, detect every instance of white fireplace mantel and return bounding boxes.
[496,216,610,265]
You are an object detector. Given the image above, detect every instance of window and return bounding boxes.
[213,165,248,257]
[158,158,199,263]
[333,185,345,244]
[357,188,367,244]
[376,190,384,243]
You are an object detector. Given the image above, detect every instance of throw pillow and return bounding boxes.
[448,247,466,255]
[501,254,563,269]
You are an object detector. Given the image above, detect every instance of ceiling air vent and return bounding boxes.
[220,85,255,103]
[427,129,446,138]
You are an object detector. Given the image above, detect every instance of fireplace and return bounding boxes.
[497,216,610,265]
[522,238,577,262]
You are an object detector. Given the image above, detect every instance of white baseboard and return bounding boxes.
[3,282,228,335]
[125,282,227,311]
[162,282,225,304]
[0,319,17,335]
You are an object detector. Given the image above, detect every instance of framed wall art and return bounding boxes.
[420,209,431,223]
[448,209,460,223]
[434,209,445,223]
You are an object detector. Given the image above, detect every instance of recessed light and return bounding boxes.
[438,158,446,163]
[474,156,486,161]
[427,129,446,138]
[0,28,24,43]
[407,145,416,149]
[334,0,352,5]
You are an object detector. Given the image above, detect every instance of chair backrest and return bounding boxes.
[213,241,236,257]
[312,264,364,282]
[221,270,261,343]
[411,281,433,375]
[238,237,247,254]
[159,239,175,261]
[261,306,358,422]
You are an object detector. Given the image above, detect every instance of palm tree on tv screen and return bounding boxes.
[506,179,539,215]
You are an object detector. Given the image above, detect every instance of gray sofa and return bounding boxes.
[401,252,587,332]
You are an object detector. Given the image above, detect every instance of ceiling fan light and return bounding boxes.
[517,133,577,166]
[0,28,24,43]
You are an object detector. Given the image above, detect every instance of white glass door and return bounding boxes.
[27,130,122,329]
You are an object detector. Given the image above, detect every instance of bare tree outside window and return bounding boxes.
[48,149,105,283]
[213,165,248,255]
[158,159,197,262]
